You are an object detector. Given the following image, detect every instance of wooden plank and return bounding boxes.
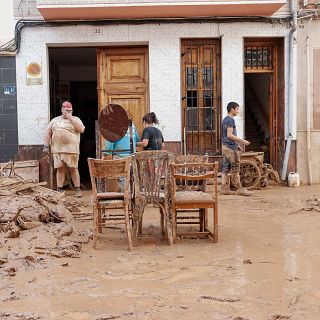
[13,181,47,193]
[0,160,39,182]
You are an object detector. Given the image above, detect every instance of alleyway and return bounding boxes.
[1,185,320,320]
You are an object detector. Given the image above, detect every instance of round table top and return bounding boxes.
[98,104,129,142]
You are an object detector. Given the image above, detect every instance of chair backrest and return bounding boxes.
[174,154,209,191]
[87,157,131,197]
[131,151,174,203]
[175,154,209,164]
[171,161,218,193]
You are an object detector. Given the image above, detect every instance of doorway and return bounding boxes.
[48,47,98,187]
[244,38,284,170]
[245,73,271,161]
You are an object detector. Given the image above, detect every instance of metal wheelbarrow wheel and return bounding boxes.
[231,159,261,190]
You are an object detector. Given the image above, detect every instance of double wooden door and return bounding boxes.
[97,47,149,138]
[181,39,221,156]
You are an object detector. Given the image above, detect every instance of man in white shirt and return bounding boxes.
[43,101,85,197]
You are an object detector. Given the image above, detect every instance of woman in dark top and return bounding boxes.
[138,112,164,150]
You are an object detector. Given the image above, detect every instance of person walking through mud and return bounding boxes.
[137,112,164,150]
[43,101,85,197]
[221,102,253,196]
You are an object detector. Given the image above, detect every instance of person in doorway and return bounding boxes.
[221,102,253,196]
[137,112,164,150]
[104,122,140,192]
[43,101,85,197]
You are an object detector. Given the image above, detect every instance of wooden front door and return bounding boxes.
[181,39,221,156]
[97,47,148,138]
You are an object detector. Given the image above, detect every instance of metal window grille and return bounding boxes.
[244,46,273,70]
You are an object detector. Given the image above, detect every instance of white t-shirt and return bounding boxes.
[48,115,83,154]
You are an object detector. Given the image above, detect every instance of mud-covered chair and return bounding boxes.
[88,157,132,250]
[170,160,219,242]
[131,150,174,246]
[173,154,209,236]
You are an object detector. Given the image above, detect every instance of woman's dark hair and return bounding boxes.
[227,102,239,113]
[143,112,159,125]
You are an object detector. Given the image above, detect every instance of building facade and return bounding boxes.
[2,0,301,184]
[296,2,320,184]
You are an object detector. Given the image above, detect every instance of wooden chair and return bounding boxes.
[173,154,209,235]
[87,157,132,250]
[131,150,174,246]
[170,160,219,242]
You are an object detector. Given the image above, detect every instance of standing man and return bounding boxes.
[43,101,85,197]
[221,102,252,196]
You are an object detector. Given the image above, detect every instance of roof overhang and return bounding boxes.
[37,1,287,20]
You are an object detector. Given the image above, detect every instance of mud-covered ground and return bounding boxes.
[1,185,320,320]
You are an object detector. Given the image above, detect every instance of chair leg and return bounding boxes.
[124,203,133,251]
[213,207,218,243]
[97,207,102,233]
[138,217,143,235]
[93,205,98,249]
[132,213,139,247]
[132,205,144,246]
[160,204,173,246]
[172,208,177,241]
[199,209,204,232]
[130,202,134,227]
[160,207,165,237]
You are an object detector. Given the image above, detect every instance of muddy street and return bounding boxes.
[1,185,320,320]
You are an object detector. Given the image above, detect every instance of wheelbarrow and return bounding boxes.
[231,151,280,190]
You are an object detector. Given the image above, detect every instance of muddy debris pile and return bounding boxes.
[0,176,73,237]
[0,164,92,277]
[289,197,320,215]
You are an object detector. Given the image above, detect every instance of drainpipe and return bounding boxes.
[281,0,297,181]
[306,17,313,184]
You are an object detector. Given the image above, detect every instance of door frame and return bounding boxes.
[244,38,284,170]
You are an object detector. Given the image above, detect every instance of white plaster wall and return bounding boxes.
[296,20,320,184]
[16,21,291,145]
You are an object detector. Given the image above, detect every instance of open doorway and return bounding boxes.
[245,73,271,162]
[48,47,98,188]
[244,38,285,171]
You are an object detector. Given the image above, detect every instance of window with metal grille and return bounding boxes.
[244,46,273,70]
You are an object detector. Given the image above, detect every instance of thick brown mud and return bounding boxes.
[1,185,320,320]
